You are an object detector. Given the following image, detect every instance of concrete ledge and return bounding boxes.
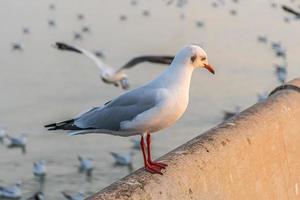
[87,78,300,200]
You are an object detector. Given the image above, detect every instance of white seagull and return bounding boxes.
[33,160,47,177]
[0,181,22,199]
[45,45,215,174]
[53,42,174,89]
[77,156,93,178]
[6,134,27,154]
[110,151,134,166]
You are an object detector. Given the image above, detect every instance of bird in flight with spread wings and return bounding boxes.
[53,42,174,89]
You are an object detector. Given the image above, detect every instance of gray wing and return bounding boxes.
[117,55,174,72]
[74,87,157,131]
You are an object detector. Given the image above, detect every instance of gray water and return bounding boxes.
[1,0,300,199]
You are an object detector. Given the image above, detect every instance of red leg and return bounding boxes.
[140,135,162,175]
[146,132,168,169]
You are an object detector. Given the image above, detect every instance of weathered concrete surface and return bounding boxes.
[87,78,300,200]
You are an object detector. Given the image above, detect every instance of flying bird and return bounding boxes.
[53,42,174,89]
[45,45,215,174]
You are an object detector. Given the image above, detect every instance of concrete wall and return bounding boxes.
[87,78,300,200]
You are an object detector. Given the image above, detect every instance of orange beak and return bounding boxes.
[203,63,215,74]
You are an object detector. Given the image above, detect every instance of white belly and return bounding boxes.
[120,89,189,134]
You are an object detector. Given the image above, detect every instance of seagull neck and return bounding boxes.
[153,61,194,89]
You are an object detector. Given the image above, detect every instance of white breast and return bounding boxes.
[120,87,189,134]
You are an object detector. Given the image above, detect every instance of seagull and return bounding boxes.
[45,45,215,174]
[11,42,23,51]
[49,4,56,10]
[130,0,138,6]
[110,152,134,166]
[81,26,90,33]
[229,9,237,15]
[0,181,22,199]
[22,27,30,35]
[6,134,27,154]
[93,50,105,59]
[211,2,218,8]
[257,91,268,102]
[142,10,150,17]
[0,127,6,144]
[130,138,140,150]
[282,5,300,17]
[165,0,174,6]
[270,2,277,8]
[274,64,287,84]
[73,32,82,40]
[48,19,56,27]
[119,15,127,21]
[26,192,44,200]
[33,160,46,177]
[78,156,93,178]
[271,42,286,58]
[257,34,268,43]
[271,41,281,50]
[62,191,84,200]
[53,42,174,90]
[275,46,286,58]
[283,16,290,23]
[223,106,240,121]
[77,14,85,21]
[195,20,205,28]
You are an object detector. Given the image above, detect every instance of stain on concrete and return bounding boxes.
[247,138,251,145]
[221,141,226,146]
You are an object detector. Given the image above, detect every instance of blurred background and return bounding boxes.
[0,0,299,199]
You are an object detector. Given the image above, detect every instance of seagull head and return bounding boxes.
[176,45,215,74]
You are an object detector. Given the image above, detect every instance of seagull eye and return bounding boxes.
[201,57,206,61]
[191,55,197,62]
